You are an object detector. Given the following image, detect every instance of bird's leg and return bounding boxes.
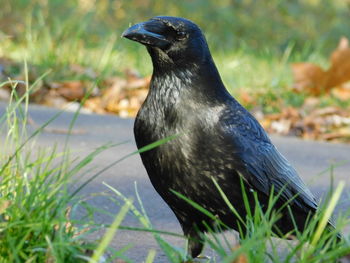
[184,227,205,259]
[188,238,204,259]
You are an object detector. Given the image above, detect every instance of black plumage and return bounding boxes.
[122,16,332,258]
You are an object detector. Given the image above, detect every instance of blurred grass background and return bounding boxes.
[0,0,349,112]
[2,0,349,52]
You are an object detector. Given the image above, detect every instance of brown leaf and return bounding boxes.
[51,81,87,101]
[321,130,350,141]
[292,37,350,95]
[270,119,292,135]
[85,97,106,114]
[327,37,350,88]
[238,89,255,105]
[125,68,151,89]
[309,106,343,117]
[88,72,150,117]
[332,83,350,101]
[69,64,97,78]
[125,68,142,81]
[302,97,320,111]
[41,94,68,109]
[291,63,327,94]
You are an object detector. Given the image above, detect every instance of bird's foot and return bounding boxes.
[184,255,211,263]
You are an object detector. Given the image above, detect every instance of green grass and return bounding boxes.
[1,0,349,113]
[0,85,83,261]
[0,78,139,262]
[0,79,103,261]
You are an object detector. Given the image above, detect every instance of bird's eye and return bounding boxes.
[175,31,187,40]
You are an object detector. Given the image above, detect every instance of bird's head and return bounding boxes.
[122,16,211,68]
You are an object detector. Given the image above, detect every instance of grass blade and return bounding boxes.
[90,200,132,263]
[311,181,345,247]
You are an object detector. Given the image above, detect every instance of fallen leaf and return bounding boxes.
[42,95,68,108]
[332,83,350,101]
[271,119,292,135]
[85,71,150,117]
[50,81,87,101]
[84,97,106,114]
[327,37,350,88]
[321,131,350,141]
[292,37,350,95]
[292,63,327,94]
[238,89,255,105]
[69,64,97,79]
[302,97,320,111]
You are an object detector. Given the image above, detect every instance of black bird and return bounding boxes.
[122,16,334,258]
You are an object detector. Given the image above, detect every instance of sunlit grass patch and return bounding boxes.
[0,77,132,262]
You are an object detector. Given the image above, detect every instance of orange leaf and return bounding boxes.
[291,37,350,96]
[51,81,87,101]
[327,37,350,88]
[238,89,255,105]
[291,63,327,95]
[332,83,350,101]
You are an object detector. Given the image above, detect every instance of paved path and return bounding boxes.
[1,102,349,262]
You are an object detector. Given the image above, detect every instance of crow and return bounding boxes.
[122,16,338,258]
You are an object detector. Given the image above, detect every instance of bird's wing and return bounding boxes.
[219,106,318,211]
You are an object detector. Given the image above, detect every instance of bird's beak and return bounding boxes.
[122,21,170,48]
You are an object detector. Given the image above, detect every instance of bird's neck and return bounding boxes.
[151,57,229,101]
[138,57,233,131]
